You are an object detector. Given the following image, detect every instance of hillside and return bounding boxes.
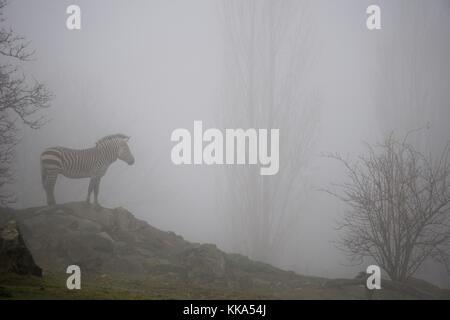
[0,202,449,299]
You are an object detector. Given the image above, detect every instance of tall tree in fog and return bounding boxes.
[0,0,51,205]
[329,135,450,282]
[375,1,444,149]
[218,0,318,263]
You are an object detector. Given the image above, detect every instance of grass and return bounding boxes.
[0,272,283,300]
[2,271,449,300]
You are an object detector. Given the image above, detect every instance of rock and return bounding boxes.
[182,244,228,282]
[0,203,306,287]
[0,202,190,274]
[0,220,42,277]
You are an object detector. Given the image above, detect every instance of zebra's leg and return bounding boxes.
[86,177,96,203]
[93,178,101,206]
[44,172,58,205]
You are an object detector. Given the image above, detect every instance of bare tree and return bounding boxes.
[0,0,51,206]
[218,0,319,264]
[328,134,450,282]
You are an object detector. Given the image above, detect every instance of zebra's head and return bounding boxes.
[117,136,135,165]
[97,134,135,165]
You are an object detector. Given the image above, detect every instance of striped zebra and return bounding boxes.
[40,134,135,205]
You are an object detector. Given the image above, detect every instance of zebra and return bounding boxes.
[40,134,135,206]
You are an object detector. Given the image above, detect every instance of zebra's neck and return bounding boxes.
[94,142,119,165]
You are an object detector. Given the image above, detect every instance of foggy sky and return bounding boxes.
[4,0,450,287]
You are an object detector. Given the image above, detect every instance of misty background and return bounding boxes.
[3,0,450,287]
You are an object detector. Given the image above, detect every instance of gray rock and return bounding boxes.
[0,220,42,277]
[0,202,299,287]
[182,244,228,282]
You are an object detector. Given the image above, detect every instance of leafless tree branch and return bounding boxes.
[0,0,52,206]
[327,134,450,282]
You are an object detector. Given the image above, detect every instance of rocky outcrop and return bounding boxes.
[0,204,249,283]
[182,244,228,282]
[0,202,311,290]
[0,203,191,274]
[0,220,42,277]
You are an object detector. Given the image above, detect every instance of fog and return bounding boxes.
[4,0,450,287]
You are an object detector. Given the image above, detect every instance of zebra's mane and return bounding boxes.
[96,134,128,145]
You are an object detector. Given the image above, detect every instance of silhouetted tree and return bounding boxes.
[0,0,51,205]
[328,134,450,282]
[218,0,319,264]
